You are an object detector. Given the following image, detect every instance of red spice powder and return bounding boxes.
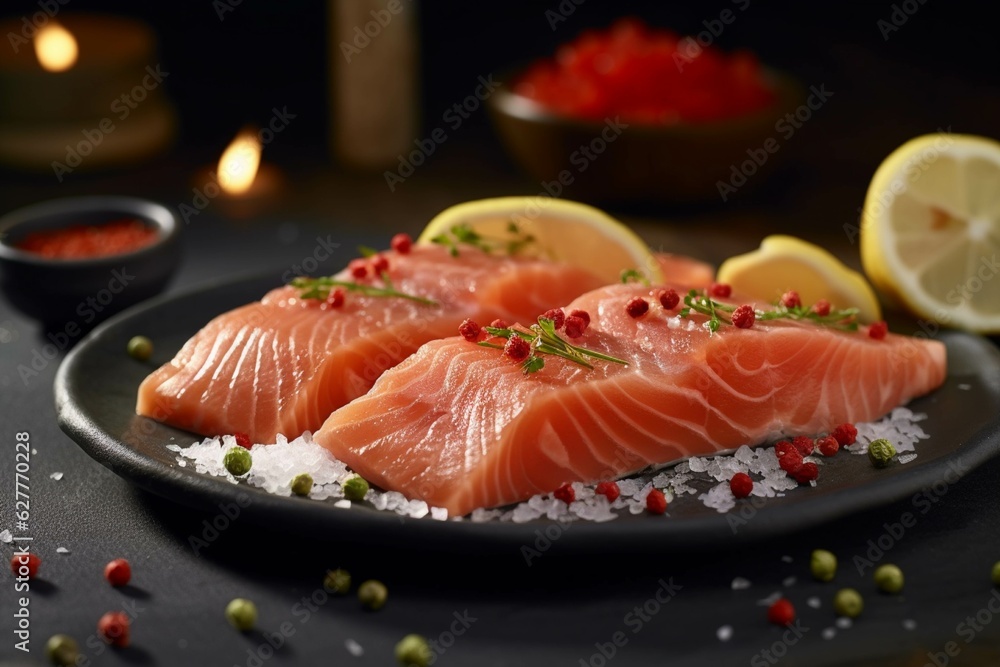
[14,219,157,259]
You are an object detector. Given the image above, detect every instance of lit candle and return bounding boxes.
[0,13,176,172]
[191,127,283,219]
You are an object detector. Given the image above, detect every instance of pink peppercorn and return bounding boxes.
[459,319,482,342]
[732,304,755,329]
[595,481,620,502]
[564,315,587,339]
[812,299,831,316]
[543,308,566,329]
[709,283,732,298]
[658,289,680,310]
[391,233,413,254]
[729,472,753,498]
[831,423,858,446]
[868,321,888,340]
[646,488,668,514]
[816,436,840,457]
[625,297,649,318]
[553,483,575,504]
[781,290,802,308]
[569,309,591,327]
[791,462,819,484]
[104,559,131,587]
[504,336,531,362]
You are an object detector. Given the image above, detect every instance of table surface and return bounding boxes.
[3,40,1000,667]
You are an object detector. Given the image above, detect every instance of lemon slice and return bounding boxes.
[717,235,882,322]
[860,133,1000,333]
[417,197,662,284]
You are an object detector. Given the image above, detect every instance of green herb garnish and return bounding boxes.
[679,289,859,336]
[479,316,627,375]
[430,219,537,257]
[290,276,438,307]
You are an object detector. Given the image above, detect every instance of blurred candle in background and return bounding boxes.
[0,13,176,173]
[329,0,419,168]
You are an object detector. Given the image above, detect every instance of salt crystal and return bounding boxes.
[334,499,351,509]
[735,445,754,464]
[511,503,543,524]
[902,619,917,631]
[56,547,69,554]
[898,453,918,465]
[50,472,64,482]
[807,597,821,609]
[345,639,364,657]
[731,577,751,590]
[822,627,836,640]
[687,457,708,473]
[0,530,11,544]
[716,625,733,641]
[836,617,852,630]
[178,460,187,467]
[757,591,782,606]
[430,507,449,521]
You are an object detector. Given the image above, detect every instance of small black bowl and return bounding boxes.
[0,196,180,327]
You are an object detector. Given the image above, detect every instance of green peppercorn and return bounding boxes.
[395,633,432,667]
[323,568,351,595]
[45,634,80,666]
[127,335,153,361]
[290,473,313,497]
[874,564,904,593]
[225,598,257,631]
[810,549,838,582]
[358,579,388,611]
[867,438,897,468]
[992,561,1000,586]
[343,475,369,502]
[223,447,252,477]
[833,588,864,618]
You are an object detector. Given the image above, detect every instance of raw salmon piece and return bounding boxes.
[314,283,946,516]
[136,245,609,442]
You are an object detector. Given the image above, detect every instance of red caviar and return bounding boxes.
[868,321,888,340]
[553,483,575,504]
[513,18,775,124]
[595,481,620,502]
[564,315,587,339]
[646,488,667,514]
[459,319,483,342]
[391,233,412,254]
[543,308,566,329]
[10,552,40,579]
[504,335,531,362]
[831,423,858,446]
[625,297,649,318]
[767,598,796,626]
[104,558,132,587]
[732,304,755,329]
[811,299,831,317]
[98,611,130,647]
[348,258,369,279]
[816,435,840,457]
[233,432,252,449]
[326,288,345,309]
[729,472,753,498]
[14,219,157,259]
[657,289,680,310]
[709,282,731,298]
[781,290,802,309]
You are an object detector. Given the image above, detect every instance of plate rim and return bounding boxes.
[54,272,1000,552]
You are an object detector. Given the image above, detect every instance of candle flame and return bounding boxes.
[217,129,262,196]
[35,23,78,72]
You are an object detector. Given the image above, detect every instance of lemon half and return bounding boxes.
[417,197,663,285]
[717,235,882,322]
[860,133,1000,333]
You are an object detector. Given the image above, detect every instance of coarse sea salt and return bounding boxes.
[170,410,931,523]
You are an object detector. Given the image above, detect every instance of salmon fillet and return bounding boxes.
[137,248,712,441]
[314,283,947,516]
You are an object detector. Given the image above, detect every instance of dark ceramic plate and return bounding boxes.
[54,273,1000,551]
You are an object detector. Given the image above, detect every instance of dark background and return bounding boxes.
[2,1,1000,666]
